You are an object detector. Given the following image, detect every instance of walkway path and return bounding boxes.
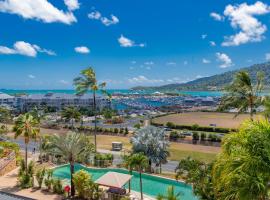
[0,167,62,200]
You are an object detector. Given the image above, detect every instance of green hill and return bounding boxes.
[131,62,270,91]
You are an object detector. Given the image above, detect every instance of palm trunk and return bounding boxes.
[70,161,75,196]
[128,169,132,193]
[139,170,143,200]
[25,142,28,172]
[93,91,97,152]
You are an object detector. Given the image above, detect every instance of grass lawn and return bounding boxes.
[153,112,262,129]
[95,135,219,163]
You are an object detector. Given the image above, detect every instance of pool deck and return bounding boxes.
[0,167,62,200]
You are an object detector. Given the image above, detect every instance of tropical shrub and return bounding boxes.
[125,127,129,135]
[192,132,199,140]
[36,168,46,188]
[52,178,63,194]
[175,157,214,200]
[169,131,179,141]
[73,170,101,200]
[200,132,206,141]
[94,153,113,167]
[18,160,35,188]
[44,169,53,190]
[213,120,270,199]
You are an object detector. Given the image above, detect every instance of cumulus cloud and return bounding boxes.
[202,58,211,64]
[144,61,154,65]
[265,53,270,61]
[64,0,80,11]
[216,52,233,68]
[128,75,164,84]
[209,41,216,46]
[0,41,56,57]
[201,34,207,39]
[118,35,145,48]
[222,1,270,46]
[59,80,69,85]
[88,10,119,26]
[210,12,224,21]
[166,62,177,66]
[0,0,77,24]
[28,74,35,79]
[74,46,90,54]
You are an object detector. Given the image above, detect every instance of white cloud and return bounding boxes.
[131,61,136,64]
[196,75,203,79]
[210,12,224,21]
[128,75,164,84]
[183,61,188,65]
[88,10,119,26]
[216,52,233,68]
[0,0,77,24]
[222,1,270,46]
[144,61,154,65]
[74,46,90,54]
[202,58,211,64]
[28,74,35,79]
[118,35,145,48]
[265,53,270,61]
[0,41,55,57]
[166,62,176,66]
[201,34,207,39]
[59,80,69,85]
[64,0,79,11]
[210,41,216,46]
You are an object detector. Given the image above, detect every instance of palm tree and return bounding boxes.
[213,119,270,199]
[74,67,110,152]
[13,113,40,171]
[131,126,170,172]
[61,106,81,129]
[219,71,264,120]
[46,132,94,196]
[127,153,148,200]
[157,186,181,200]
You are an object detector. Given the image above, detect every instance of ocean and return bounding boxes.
[0,89,223,97]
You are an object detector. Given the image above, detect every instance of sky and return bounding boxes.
[1,0,270,89]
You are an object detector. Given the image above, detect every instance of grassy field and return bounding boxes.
[95,135,219,163]
[4,123,219,163]
[153,112,262,129]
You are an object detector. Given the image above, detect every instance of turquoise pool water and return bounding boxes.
[53,164,197,200]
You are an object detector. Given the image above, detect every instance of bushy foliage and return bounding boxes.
[18,160,35,188]
[213,120,270,199]
[36,168,46,188]
[73,170,101,200]
[175,157,214,200]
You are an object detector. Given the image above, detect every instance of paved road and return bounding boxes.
[97,149,178,173]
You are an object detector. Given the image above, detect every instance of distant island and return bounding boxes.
[131,62,270,91]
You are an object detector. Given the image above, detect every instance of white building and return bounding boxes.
[0,92,110,112]
[0,92,15,109]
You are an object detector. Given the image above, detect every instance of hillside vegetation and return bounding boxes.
[132,62,270,91]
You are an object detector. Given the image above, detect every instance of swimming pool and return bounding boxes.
[53,164,197,200]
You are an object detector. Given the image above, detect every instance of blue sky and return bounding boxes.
[1,0,270,89]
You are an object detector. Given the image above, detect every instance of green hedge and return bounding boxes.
[152,122,237,133]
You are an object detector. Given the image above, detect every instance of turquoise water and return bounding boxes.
[53,164,197,200]
[0,89,222,97]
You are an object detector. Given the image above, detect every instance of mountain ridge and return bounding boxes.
[131,62,270,91]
